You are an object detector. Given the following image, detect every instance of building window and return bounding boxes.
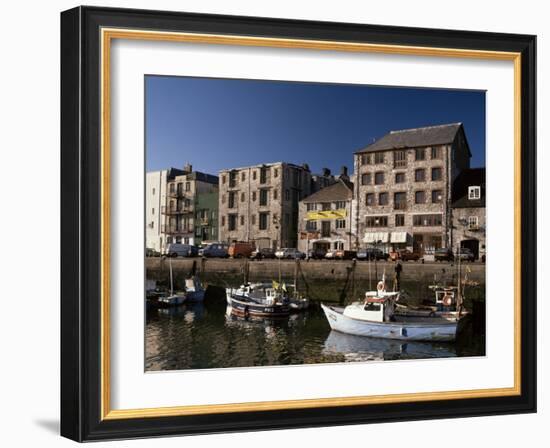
[366,193,375,206]
[253,171,257,180]
[259,212,269,230]
[228,192,236,208]
[240,192,245,202]
[307,203,316,211]
[394,192,407,210]
[374,152,385,164]
[379,192,389,205]
[432,190,443,203]
[221,194,226,204]
[185,182,191,191]
[321,221,331,237]
[431,146,443,159]
[152,187,156,195]
[252,191,256,201]
[321,202,331,211]
[361,173,372,185]
[229,171,237,188]
[259,189,269,206]
[335,201,346,209]
[221,175,226,184]
[274,168,279,177]
[221,216,226,226]
[468,186,481,200]
[228,214,237,231]
[468,216,479,229]
[374,172,385,185]
[240,215,245,226]
[415,148,426,161]
[336,219,346,229]
[361,153,371,165]
[415,191,426,204]
[251,214,256,225]
[395,172,406,183]
[151,208,155,215]
[415,168,426,182]
[431,167,443,181]
[394,150,407,168]
[274,190,278,200]
[395,214,405,226]
[413,214,442,226]
[366,216,388,227]
[169,183,175,193]
[260,167,268,184]
[241,172,246,181]
[306,220,317,231]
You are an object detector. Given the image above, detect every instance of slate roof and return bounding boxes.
[451,167,486,208]
[356,123,464,154]
[301,178,353,203]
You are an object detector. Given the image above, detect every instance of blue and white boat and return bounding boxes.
[226,282,291,318]
[184,276,206,303]
[321,276,461,342]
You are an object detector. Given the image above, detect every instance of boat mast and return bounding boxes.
[169,257,174,296]
[456,243,462,312]
[293,259,298,293]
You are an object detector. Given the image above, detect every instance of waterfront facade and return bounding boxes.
[451,168,486,260]
[354,123,472,255]
[218,162,313,249]
[297,177,354,253]
[145,167,185,253]
[163,164,219,248]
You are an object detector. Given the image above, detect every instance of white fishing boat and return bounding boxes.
[321,275,460,342]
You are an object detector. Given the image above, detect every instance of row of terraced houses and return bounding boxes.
[146,123,486,260]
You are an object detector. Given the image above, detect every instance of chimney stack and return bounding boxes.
[340,166,348,178]
[322,167,331,177]
[183,163,193,173]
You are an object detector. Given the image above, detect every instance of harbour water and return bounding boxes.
[145,282,485,371]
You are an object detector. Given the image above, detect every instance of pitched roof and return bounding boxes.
[301,178,353,203]
[451,167,486,208]
[356,123,463,153]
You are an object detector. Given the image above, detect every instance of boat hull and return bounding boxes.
[227,295,290,318]
[185,290,205,303]
[321,304,457,342]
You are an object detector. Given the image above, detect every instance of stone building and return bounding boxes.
[353,123,472,255]
[297,177,354,254]
[162,164,219,248]
[145,167,185,253]
[451,168,486,261]
[218,162,313,249]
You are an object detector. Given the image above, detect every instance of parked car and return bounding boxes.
[145,247,161,257]
[357,248,388,261]
[398,249,423,262]
[307,247,327,259]
[165,243,198,258]
[275,248,306,259]
[200,243,229,258]
[324,250,337,260]
[456,247,475,262]
[434,248,454,262]
[334,249,357,260]
[228,241,256,258]
[250,247,276,260]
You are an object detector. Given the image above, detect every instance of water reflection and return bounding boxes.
[323,330,456,362]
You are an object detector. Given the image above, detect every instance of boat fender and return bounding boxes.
[244,306,250,319]
[377,281,385,294]
[442,293,453,307]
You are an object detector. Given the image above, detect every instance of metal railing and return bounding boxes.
[161,205,193,214]
[161,224,193,235]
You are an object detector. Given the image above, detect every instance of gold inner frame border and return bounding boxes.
[100,27,522,421]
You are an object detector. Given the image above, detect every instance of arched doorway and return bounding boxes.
[460,239,480,260]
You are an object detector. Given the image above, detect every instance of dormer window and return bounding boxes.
[468,186,481,200]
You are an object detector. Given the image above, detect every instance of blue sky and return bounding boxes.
[145,76,485,175]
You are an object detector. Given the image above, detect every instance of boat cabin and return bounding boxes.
[343,294,397,323]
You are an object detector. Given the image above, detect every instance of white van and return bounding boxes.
[165,243,196,257]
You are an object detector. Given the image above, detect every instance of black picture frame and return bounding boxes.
[61,5,536,442]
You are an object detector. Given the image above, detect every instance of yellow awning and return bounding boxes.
[306,209,347,220]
